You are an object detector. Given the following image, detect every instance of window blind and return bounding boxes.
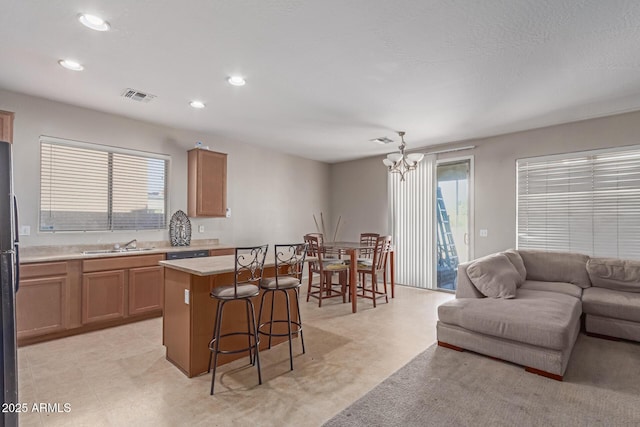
[40,137,168,232]
[517,146,640,259]
[389,155,436,288]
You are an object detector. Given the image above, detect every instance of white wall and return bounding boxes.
[1,89,331,248]
[329,156,389,242]
[329,109,640,258]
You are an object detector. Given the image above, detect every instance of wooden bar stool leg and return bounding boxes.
[306,272,313,302]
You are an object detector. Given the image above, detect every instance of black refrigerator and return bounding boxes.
[0,140,18,427]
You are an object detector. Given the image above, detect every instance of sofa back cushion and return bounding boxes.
[466,253,521,298]
[502,249,526,285]
[587,257,640,292]
[518,249,591,288]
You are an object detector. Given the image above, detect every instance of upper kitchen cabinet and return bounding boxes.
[0,110,15,142]
[188,148,227,217]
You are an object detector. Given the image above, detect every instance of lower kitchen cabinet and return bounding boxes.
[128,266,164,315]
[82,254,165,324]
[18,253,165,345]
[82,270,125,324]
[17,275,67,338]
[16,260,81,342]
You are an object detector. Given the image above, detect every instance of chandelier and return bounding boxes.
[382,131,424,181]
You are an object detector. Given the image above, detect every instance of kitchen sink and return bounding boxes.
[82,248,155,255]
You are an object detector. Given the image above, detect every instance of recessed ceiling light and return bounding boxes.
[58,59,84,71]
[227,76,246,86]
[190,101,206,109]
[78,14,110,31]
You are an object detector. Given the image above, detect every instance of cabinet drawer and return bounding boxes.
[83,254,164,273]
[20,262,68,279]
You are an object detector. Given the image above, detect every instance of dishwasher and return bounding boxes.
[165,249,210,260]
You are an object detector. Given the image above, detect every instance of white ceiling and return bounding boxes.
[1,1,640,163]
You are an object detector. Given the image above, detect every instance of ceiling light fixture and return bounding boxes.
[382,131,424,181]
[227,76,246,86]
[78,14,111,31]
[58,59,84,71]
[190,100,206,109]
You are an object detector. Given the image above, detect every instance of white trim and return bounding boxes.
[39,135,171,161]
[517,143,640,163]
[436,155,474,261]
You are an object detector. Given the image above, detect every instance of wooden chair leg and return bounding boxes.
[372,273,377,308]
[306,271,313,302]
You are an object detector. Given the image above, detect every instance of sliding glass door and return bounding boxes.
[436,159,472,290]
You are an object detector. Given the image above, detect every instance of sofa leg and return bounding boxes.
[586,332,621,342]
[438,341,464,352]
[525,366,563,381]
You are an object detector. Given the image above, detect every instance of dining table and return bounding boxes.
[322,241,395,313]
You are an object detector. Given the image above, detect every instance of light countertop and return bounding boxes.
[20,239,234,263]
[159,255,278,276]
[160,255,318,276]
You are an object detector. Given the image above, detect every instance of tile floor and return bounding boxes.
[17,285,453,426]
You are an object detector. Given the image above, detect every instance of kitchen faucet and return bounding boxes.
[114,239,137,250]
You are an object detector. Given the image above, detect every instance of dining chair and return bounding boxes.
[208,244,268,395]
[357,235,392,307]
[359,232,380,260]
[304,234,349,307]
[358,232,380,286]
[257,243,307,371]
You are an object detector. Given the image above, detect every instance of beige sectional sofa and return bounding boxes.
[436,249,640,381]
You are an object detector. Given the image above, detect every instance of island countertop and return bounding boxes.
[159,254,277,276]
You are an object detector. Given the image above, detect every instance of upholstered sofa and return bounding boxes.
[436,249,640,381]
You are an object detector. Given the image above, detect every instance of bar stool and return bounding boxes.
[257,243,307,371]
[208,244,268,395]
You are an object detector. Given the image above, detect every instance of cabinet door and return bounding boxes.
[188,149,227,217]
[16,276,66,338]
[82,270,125,324]
[128,266,164,316]
[0,110,14,143]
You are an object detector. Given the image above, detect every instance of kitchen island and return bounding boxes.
[160,255,297,377]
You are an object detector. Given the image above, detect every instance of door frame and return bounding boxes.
[434,155,474,290]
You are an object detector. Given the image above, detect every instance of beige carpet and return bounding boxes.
[324,334,640,426]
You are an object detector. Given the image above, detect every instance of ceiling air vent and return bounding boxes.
[370,136,394,145]
[121,88,156,103]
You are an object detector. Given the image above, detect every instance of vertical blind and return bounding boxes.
[40,137,169,232]
[517,146,640,259]
[389,155,436,288]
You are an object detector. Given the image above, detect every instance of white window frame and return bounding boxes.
[39,135,171,233]
[516,145,640,258]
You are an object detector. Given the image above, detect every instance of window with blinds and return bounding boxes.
[40,137,169,232]
[517,145,640,259]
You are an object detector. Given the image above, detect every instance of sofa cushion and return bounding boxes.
[502,249,526,284]
[438,289,582,350]
[519,280,582,299]
[466,254,521,298]
[587,257,640,293]
[582,287,640,323]
[518,249,591,288]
